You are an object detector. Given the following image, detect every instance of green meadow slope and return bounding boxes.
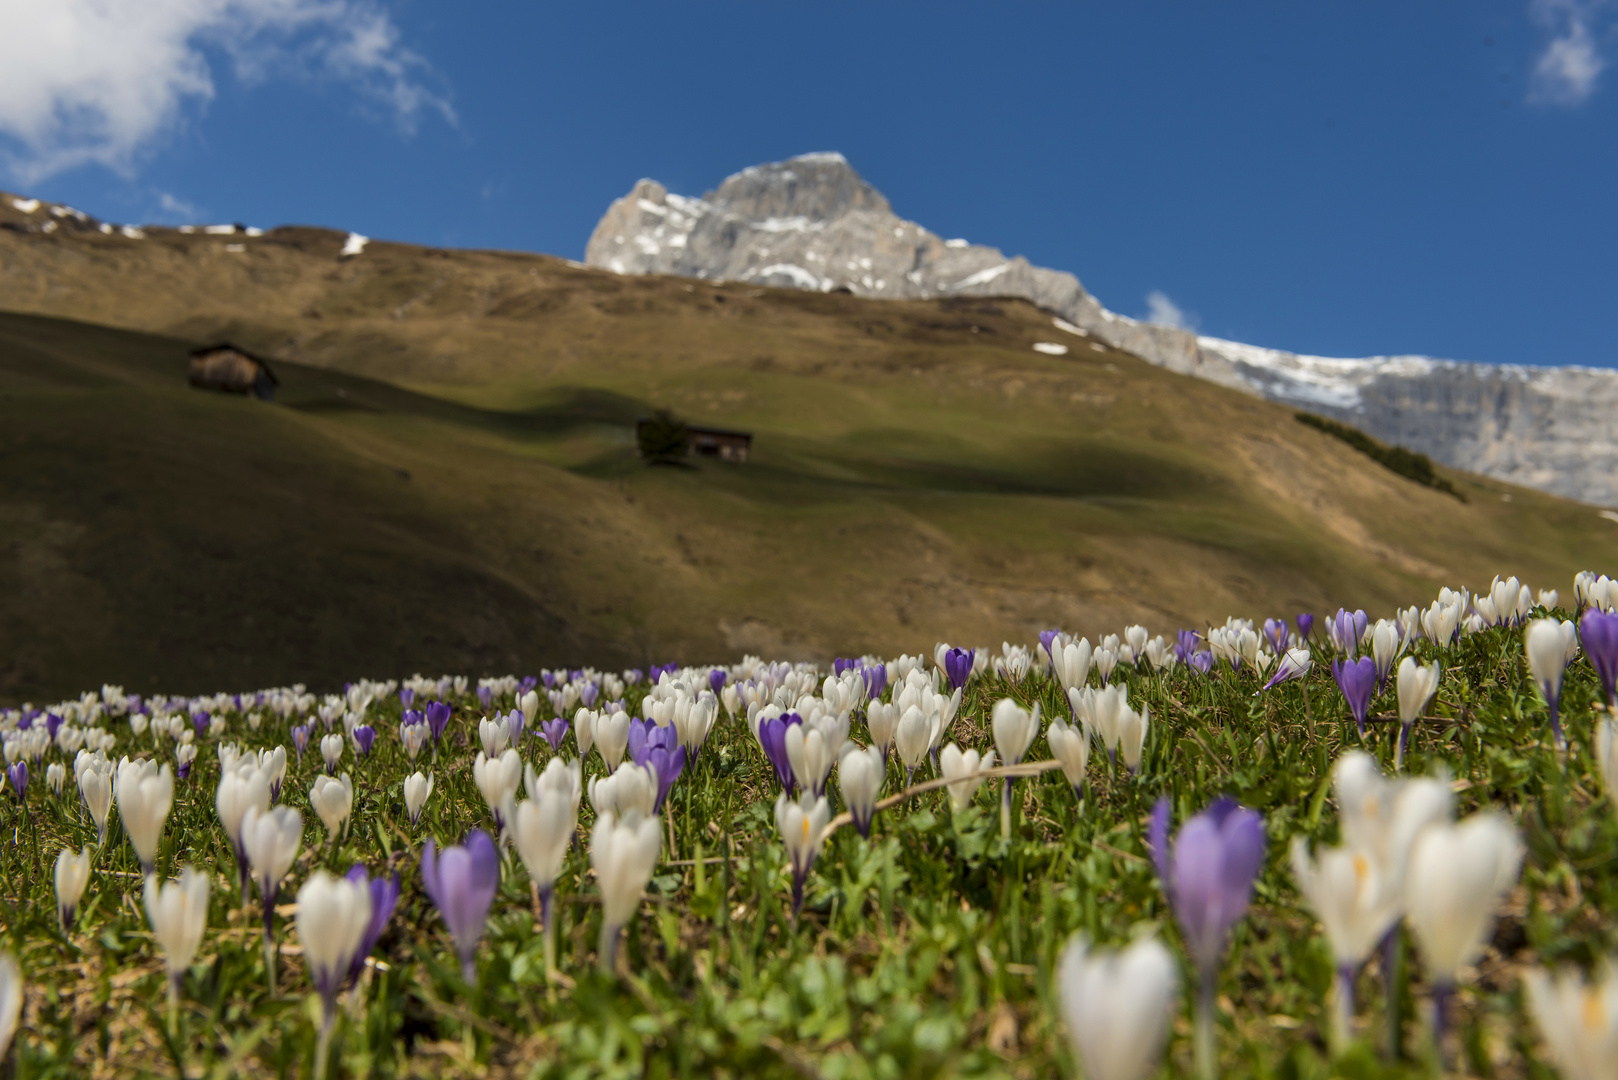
[0,206,1612,701]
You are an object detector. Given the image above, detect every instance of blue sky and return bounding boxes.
[2,1,1615,368]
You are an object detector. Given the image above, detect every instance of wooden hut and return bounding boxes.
[687,425,752,462]
[188,344,279,401]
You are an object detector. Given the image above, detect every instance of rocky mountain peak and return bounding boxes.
[705,152,890,223]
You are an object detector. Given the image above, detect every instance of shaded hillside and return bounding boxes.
[0,213,1613,700]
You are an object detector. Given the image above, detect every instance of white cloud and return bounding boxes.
[157,191,204,220]
[0,0,454,183]
[1530,0,1607,106]
[1143,290,1197,331]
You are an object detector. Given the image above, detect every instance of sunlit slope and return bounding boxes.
[0,221,1612,700]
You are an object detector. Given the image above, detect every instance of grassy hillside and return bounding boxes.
[0,202,1613,701]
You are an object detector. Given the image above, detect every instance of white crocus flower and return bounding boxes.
[403,771,434,827]
[309,773,354,840]
[865,701,899,758]
[991,699,1039,766]
[1333,751,1453,895]
[894,705,932,783]
[1524,961,1618,1080]
[512,759,582,976]
[592,710,631,772]
[1403,812,1524,987]
[1394,657,1441,770]
[116,757,174,872]
[79,757,114,845]
[991,698,1040,839]
[1053,639,1093,693]
[1370,619,1406,685]
[784,722,836,798]
[478,715,511,758]
[591,810,662,972]
[520,690,541,731]
[1290,836,1399,1047]
[1525,617,1576,749]
[320,733,344,773]
[55,846,92,930]
[241,804,303,909]
[0,953,19,1062]
[217,764,271,885]
[1057,934,1179,1080]
[1117,702,1150,773]
[400,722,429,762]
[145,865,210,990]
[473,749,522,832]
[1047,717,1089,795]
[939,743,996,813]
[774,791,831,918]
[1597,720,1618,805]
[46,762,65,797]
[295,870,372,1026]
[588,761,657,819]
[837,744,884,838]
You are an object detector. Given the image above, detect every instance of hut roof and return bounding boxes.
[189,342,280,386]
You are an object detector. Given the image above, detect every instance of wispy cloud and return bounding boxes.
[1529,0,1608,106]
[1143,290,1198,332]
[0,0,454,184]
[155,191,204,221]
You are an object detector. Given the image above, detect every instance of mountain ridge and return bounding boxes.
[583,153,1618,508]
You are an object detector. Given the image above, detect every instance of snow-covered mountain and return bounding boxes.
[586,153,1618,507]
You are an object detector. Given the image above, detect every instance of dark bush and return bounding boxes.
[1295,412,1466,501]
[637,409,690,464]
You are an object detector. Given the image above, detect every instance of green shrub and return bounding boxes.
[1295,412,1466,501]
[637,408,690,463]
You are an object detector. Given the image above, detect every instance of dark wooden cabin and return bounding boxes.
[687,426,752,462]
[188,344,279,401]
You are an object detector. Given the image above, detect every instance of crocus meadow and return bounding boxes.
[0,571,1615,1078]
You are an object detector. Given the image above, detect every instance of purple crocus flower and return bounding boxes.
[476,685,494,710]
[420,830,501,984]
[758,712,802,791]
[1296,613,1315,639]
[580,682,599,708]
[177,757,193,781]
[628,719,687,811]
[352,725,376,758]
[540,716,568,751]
[8,762,26,801]
[942,647,974,691]
[425,701,452,746]
[191,710,210,736]
[399,687,415,709]
[541,671,556,690]
[1150,796,1266,1078]
[343,865,400,988]
[1581,609,1618,708]
[1189,651,1215,675]
[518,676,538,695]
[1332,656,1378,737]
[402,708,424,728]
[1038,629,1062,666]
[1263,618,1290,653]
[1328,608,1369,654]
[709,668,727,695]
[506,707,525,745]
[44,713,63,742]
[1175,629,1201,663]
[292,722,311,761]
[861,664,887,701]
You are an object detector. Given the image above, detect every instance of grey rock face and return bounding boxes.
[586,153,1618,507]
